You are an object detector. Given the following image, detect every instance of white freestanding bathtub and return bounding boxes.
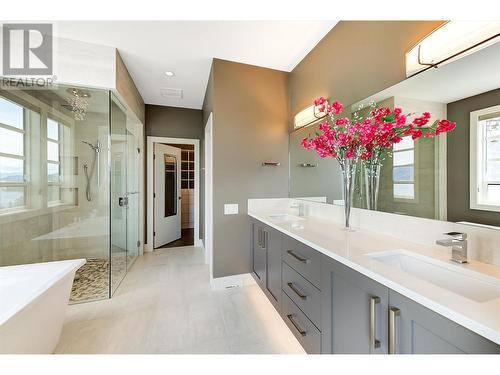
[0,259,86,354]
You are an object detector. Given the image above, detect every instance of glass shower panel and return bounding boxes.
[0,84,111,303]
[110,95,128,294]
[126,129,140,270]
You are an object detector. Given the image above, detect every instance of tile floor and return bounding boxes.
[56,246,305,354]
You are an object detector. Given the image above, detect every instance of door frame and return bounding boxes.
[204,113,213,275]
[146,136,201,251]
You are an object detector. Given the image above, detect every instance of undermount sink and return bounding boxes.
[268,214,305,222]
[366,250,500,303]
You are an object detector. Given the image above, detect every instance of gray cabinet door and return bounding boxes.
[321,255,389,354]
[389,290,500,354]
[252,222,266,288]
[265,226,282,308]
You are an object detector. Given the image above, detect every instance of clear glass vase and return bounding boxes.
[340,157,357,230]
[364,161,381,211]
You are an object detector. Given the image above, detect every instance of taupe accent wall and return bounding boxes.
[145,105,204,244]
[116,50,145,124]
[447,88,500,226]
[288,21,445,130]
[204,59,289,278]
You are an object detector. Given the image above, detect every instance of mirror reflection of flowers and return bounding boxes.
[300,96,456,163]
[300,96,457,224]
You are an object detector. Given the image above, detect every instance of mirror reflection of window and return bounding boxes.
[471,106,500,211]
[393,136,416,200]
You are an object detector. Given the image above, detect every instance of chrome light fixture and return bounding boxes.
[406,21,500,77]
[294,104,327,129]
[66,88,91,121]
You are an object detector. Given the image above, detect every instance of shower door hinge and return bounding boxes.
[153,154,156,159]
[137,240,141,247]
[153,231,156,236]
[137,148,140,154]
[153,193,156,198]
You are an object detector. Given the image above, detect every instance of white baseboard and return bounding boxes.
[195,238,204,247]
[210,273,256,290]
[144,243,153,253]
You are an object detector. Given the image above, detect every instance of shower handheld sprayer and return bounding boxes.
[81,140,100,202]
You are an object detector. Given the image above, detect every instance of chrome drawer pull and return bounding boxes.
[370,296,381,349]
[286,250,309,264]
[389,307,401,354]
[287,282,307,300]
[286,314,307,336]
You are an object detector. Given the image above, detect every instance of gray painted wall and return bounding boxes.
[145,104,205,243]
[205,59,289,278]
[447,88,500,226]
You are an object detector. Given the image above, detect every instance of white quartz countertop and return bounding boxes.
[248,208,500,345]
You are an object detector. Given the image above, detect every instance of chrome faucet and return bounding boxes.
[290,201,306,217]
[436,232,468,264]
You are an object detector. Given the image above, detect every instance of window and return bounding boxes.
[470,105,500,211]
[393,136,415,200]
[0,96,27,211]
[47,118,62,204]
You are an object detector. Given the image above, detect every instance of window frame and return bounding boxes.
[470,104,500,212]
[0,96,29,212]
[47,116,64,206]
[392,136,418,203]
[0,89,75,217]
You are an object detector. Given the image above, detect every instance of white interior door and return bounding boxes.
[154,143,182,248]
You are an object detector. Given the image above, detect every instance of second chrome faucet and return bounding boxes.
[436,232,468,264]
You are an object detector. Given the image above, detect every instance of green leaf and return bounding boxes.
[382,113,396,122]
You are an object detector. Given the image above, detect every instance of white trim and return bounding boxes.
[436,133,448,220]
[469,104,500,212]
[210,273,256,290]
[147,136,200,250]
[204,113,213,279]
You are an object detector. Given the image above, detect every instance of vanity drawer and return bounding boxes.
[281,291,321,354]
[282,236,321,289]
[282,261,321,329]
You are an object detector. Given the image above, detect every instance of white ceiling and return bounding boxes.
[52,21,337,109]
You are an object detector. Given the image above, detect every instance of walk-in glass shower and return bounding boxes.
[0,83,142,303]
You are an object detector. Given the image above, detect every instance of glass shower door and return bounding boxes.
[110,95,128,294]
[126,129,140,270]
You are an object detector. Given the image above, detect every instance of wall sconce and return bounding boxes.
[294,104,327,129]
[405,21,500,77]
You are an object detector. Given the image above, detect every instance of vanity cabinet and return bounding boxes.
[249,218,500,354]
[251,222,266,288]
[251,220,281,310]
[388,290,500,354]
[321,255,389,354]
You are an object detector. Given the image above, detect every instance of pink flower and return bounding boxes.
[436,119,456,134]
[345,148,355,159]
[330,101,343,115]
[335,117,349,126]
[360,150,372,160]
[314,97,327,106]
[300,137,310,149]
[411,129,423,140]
[413,112,431,127]
[319,122,330,133]
[396,114,407,128]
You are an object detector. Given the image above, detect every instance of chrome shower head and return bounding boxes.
[81,140,99,152]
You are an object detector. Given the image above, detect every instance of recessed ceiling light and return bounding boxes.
[165,71,175,77]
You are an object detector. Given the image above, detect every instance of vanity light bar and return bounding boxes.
[293,104,327,129]
[405,21,500,78]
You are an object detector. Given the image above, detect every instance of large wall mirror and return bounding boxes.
[289,40,500,228]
